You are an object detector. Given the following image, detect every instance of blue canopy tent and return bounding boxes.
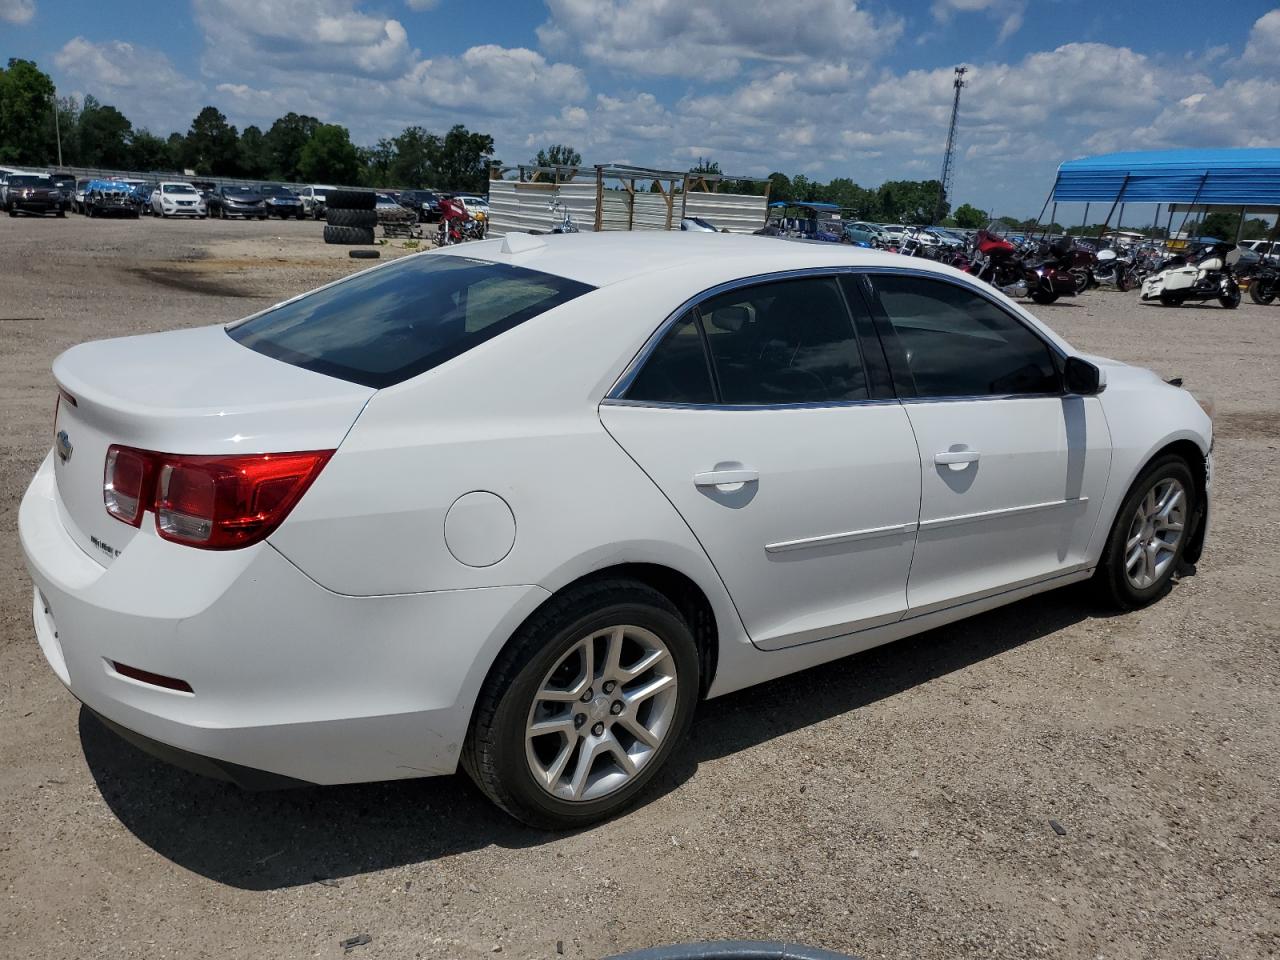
[1045,148,1280,241]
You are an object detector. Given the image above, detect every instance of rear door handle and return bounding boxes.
[934,450,980,469]
[694,468,759,487]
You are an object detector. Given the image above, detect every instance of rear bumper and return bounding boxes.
[20,453,550,786]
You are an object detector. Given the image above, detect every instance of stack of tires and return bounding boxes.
[323,189,376,245]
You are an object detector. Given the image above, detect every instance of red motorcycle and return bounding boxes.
[967,223,1078,304]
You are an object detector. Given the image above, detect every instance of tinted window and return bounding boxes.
[626,313,715,404]
[700,277,868,404]
[229,255,593,388]
[869,274,1059,397]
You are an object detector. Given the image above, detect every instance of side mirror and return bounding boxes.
[1064,356,1105,396]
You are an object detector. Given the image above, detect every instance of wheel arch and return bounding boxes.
[1144,437,1209,564]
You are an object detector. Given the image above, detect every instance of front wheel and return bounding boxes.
[1249,278,1277,305]
[1219,281,1241,310]
[1070,268,1090,295]
[463,579,700,830]
[1095,456,1196,610]
[1160,291,1181,307]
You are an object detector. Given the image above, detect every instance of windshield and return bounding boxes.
[261,185,291,195]
[228,255,595,388]
[165,184,198,194]
[10,175,50,187]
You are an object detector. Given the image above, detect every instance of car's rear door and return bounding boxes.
[855,271,1111,613]
[600,273,922,651]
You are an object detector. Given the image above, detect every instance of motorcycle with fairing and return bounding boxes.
[1140,241,1242,309]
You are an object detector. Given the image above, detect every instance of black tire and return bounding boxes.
[1219,283,1241,309]
[56,209,66,218]
[1094,454,1197,611]
[326,208,378,228]
[1160,291,1180,307]
[349,249,380,259]
[1115,268,1131,293]
[1030,289,1059,305]
[324,189,375,211]
[323,224,375,245]
[1249,279,1277,305]
[463,579,700,830]
[1070,268,1090,295]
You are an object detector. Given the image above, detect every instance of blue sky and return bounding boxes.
[5,0,1280,216]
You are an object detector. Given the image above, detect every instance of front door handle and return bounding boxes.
[694,467,759,487]
[934,449,980,470]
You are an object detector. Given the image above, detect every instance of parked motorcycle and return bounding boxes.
[966,223,1026,295]
[1140,242,1242,309]
[1022,236,1082,305]
[1092,246,1136,291]
[1249,263,1278,305]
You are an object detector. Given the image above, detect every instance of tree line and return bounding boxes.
[0,57,495,191]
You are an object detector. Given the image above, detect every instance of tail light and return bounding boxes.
[104,446,332,549]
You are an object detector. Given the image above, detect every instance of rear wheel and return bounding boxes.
[1095,455,1195,610]
[463,580,699,829]
[1160,291,1181,307]
[1030,289,1059,305]
[1219,282,1241,309]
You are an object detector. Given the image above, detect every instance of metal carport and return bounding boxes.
[1045,148,1280,241]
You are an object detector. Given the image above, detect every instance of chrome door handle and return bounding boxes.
[934,450,980,469]
[693,468,759,487]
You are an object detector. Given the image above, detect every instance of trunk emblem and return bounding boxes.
[55,430,73,463]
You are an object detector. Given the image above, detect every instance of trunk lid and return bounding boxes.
[51,325,374,565]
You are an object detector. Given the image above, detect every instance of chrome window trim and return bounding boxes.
[601,396,901,412]
[605,263,1069,407]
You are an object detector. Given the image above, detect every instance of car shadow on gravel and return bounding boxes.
[80,584,1121,890]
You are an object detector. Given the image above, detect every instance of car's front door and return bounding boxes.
[600,274,922,650]
[857,272,1111,613]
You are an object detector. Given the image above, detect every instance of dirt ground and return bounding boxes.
[0,215,1276,960]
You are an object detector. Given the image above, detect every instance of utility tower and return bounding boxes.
[934,66,966,224]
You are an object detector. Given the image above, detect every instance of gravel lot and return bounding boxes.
[1,215,1276,960]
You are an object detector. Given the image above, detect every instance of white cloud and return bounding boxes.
[931,0,1026,42]
[1238,8,1280,68]
[397,45,587,112]
[404,0,438,8]
[53,37,204,132]
[193,0,415,80]
[0,0,34,24]
[538,0,902,80]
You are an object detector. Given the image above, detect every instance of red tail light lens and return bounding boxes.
[104,446,332,549]
[104,446,152,526]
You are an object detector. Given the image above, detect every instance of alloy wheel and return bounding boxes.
[525,624,678,803]
[1124,478,1186,589]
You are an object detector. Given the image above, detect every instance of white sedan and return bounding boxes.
[20,233,1211,828]
[152,181,207,218]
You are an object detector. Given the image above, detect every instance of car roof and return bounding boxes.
[432,230,956,289]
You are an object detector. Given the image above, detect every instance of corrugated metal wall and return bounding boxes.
[487,180,598,234]
[683,191,769,233]
[631,192,671,230]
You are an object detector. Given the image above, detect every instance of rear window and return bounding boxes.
[228,255,594,388]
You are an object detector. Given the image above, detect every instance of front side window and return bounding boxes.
[229,255,593,388]
[867,274,1060,398]
[624,276,868,406]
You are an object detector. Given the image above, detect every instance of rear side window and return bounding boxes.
[626,313,715,404]
[229,255,593,388]
[867,274,1060,398]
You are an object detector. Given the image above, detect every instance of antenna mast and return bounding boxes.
[934,66,966,224]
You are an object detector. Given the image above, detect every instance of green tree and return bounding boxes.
[436,124,495,192]
[0,58,57,164]
[688,156,720,176]
[953,202,988,228]
[129,129,175,171]
[238,125,270,178]
[534,143,582,168]
[360,138,396,186]
[298,123,360,184]
[825,177,876,218]
[876,179,944,224]
[264,112,320,181]
[182,106,239,175]
[76,97,133,168]
[389,125,441,187]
